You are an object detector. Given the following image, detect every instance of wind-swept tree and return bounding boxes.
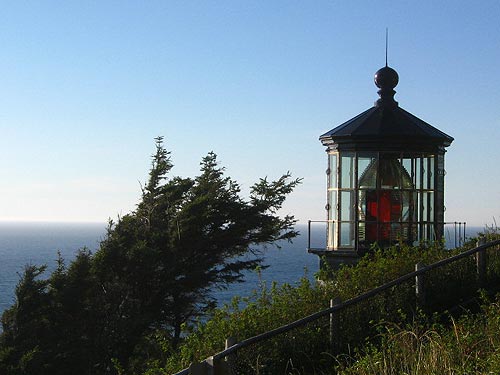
[93,137,301,350]
[0,136,300,373]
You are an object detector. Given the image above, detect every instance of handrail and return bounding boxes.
[213,239,500,359]
[307,219,332,249]
[174,238,500,374]
[307,220,468,250]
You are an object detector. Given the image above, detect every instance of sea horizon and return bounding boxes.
[0,221,321,318]
[0,221,486,320]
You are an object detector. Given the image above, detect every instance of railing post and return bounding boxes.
[329,297,341,352]
[189,360,209,375]
[207,356,230,375]
[224,337,237,375]
[463,223,466,247]
[205,357,216,375]
[476,237,487,287]
[415,262,425,310]
[307,220,312,250]
[203,338,236,375]
[458,222,462,247]
[454,222,458,248]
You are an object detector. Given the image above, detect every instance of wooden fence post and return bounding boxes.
[415,262,425,310]
[189,360,209,375]
[476,237,487,287]
[224,337,237,375]
[205,357,216,375]
[199,337,237,375]
[329,297,341,352]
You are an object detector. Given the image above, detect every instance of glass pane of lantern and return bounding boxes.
[416,192,422,222]
[428,192,434,222]
[428,156,435,189]
[340,191,353,221]
[402,191,417,222]
[390,191,402,222]
[422,223,435,241]
[368,191,401,225]
[358,154,377,189]
[402,158,413,187]
[360,190,378,222]
[380,157,410,189]
[340,222,354,246]
[327,221,335,249]
[412,192,418,221]
[358,190,367,222]
[422,192,429,221]
[328,190,337,221]
[422,157,429,190]
[415,157,422,189]
[329,153,337,188]
[340,153,354,189]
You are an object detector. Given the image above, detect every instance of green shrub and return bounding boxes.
[155,229,500,374]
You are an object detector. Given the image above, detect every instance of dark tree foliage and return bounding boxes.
[0,137,300,374]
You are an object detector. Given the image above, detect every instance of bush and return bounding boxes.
[156,229,500,374]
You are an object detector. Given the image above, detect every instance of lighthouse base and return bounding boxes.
[308,249,361,273]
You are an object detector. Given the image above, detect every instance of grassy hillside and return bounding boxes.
[152,228,500,374]
[336,295,500,374]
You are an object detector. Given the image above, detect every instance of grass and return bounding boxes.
[335,295,500,375]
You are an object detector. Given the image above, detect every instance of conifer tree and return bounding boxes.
[0,136,301,373]
[94,136,301,348]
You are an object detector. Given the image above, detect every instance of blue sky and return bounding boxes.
[0,1,498,227]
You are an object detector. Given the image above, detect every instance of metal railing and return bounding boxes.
[174,238,500,375]
[307,220,468,251]
[443,221,467,248]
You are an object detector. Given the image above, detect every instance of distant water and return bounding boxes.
[0,222,484,318]
[0,222,106,316]
[0,222,321,318]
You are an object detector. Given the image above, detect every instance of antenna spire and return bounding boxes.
[385,28,388,67]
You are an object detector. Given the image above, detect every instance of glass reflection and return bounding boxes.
[358,157,414,245]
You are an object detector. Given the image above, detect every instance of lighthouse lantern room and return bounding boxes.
[310,66,453,268]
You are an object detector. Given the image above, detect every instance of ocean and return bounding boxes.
[0,222,321,317]
[0,222,483,318]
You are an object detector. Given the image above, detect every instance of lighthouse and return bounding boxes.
[310,65,453,269]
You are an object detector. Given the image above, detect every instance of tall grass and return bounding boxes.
[336,296,500,375]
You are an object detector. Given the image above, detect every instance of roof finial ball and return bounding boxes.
[374,66,399,107]
[374,66,399,89]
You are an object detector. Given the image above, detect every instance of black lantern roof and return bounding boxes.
[320,66,454,153]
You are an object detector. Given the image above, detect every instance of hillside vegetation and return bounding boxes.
[336,295,500,374]
[161,228,500,374]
